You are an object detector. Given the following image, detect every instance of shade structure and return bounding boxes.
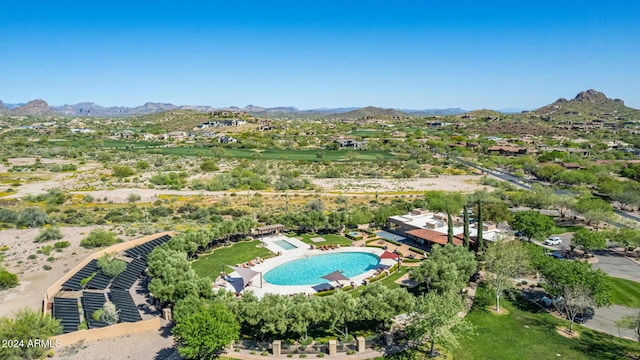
[228,265,261,288]
[380,250,400,260]
[321,270,350,283]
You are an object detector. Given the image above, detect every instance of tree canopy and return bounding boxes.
[406,291,475,357]
[411,243,477,294]
[536,257,613,333]
[173,301,240,359]
[509,210,554,241]
[483,237,531,312]
[0,308,62,359]
[571,228,607,255]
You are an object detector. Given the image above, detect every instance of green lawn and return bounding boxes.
[128,146,397,162]
[191,240,274,278]
[289,233,354,246]
[452,286,640,360]
[351,266,410,296]
[611,277,640,307]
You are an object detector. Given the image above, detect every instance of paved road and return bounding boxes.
[588,305,638,340]
[458,158,637,228]
[592,251,640,282]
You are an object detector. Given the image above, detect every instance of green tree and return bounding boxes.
[447,212,454,244]
[424,191,466,216]
[483,237,531,312]
[572,196,614,228]
[537,258,613,333]
[359,283,415,328]
[287,294,317,341]
[616,310,640,343]
[0,308,62,359]
[509,210,554,241]
[604,227,640,252]
[476,201,484,251]
[34,226,63,243]
[323,290,359,342]
[571,228,606,256]
[462,204,470,248]
[147,246,212,305]
[173,301,240,360]
[549,193,576,218]
[406,291,475,357]
[411,243,476,294]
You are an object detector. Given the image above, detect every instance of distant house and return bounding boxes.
[561,162,581,170]
[487,145,529,156]
[218,135,237,144]
[334,139,367,149]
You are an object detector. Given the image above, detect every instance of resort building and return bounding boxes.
[385,209,504,250]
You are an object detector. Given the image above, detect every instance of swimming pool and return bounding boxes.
[274,239,298,250]
[263,252,380,285]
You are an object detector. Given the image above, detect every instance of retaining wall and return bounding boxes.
[50,318,162,347]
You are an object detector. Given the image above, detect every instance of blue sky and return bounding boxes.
[1,1,639,110]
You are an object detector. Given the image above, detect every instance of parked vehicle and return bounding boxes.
[543,236,562,246]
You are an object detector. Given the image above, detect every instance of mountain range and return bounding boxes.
[0,89,637,119]
[0,100,467,118]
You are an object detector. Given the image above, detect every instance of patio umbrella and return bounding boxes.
[321,270,350,287]
[380,250,400,260]
[380,250,401,273]
[228,265,262,290]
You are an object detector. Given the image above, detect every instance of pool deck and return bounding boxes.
[218,235,393,298]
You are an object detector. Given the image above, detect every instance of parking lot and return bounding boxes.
[520,233,640,340]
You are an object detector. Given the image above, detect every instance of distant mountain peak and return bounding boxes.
[574,89,624,105]
[536,89,637,119]
[12,99,53,116]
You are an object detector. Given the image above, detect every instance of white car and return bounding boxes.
[543,236,562,246]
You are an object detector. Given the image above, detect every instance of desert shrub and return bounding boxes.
[97,254,126,277]
[34,226,63,243]
[80,229,119,248]
[37,245,53,256]
[0,269,19,289]
[200,159,219,172]
[112,165,135,178]
[50,164,77,172]
[53,241,70,250]
[16,207,50,228]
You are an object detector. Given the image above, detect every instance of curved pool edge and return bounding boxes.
[263,252,381,286]
[218,238,393,298]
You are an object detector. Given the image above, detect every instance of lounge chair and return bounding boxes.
[248,261,255,267]
[331,244,336,250]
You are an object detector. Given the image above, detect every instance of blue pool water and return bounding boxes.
[274,239,298,250]
[263,252,380,285]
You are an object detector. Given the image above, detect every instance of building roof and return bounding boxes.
[406,228,466,246]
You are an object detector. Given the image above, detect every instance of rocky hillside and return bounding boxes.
[0,99,59,116]
[535,89,639,121]
[327,106,411,119]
